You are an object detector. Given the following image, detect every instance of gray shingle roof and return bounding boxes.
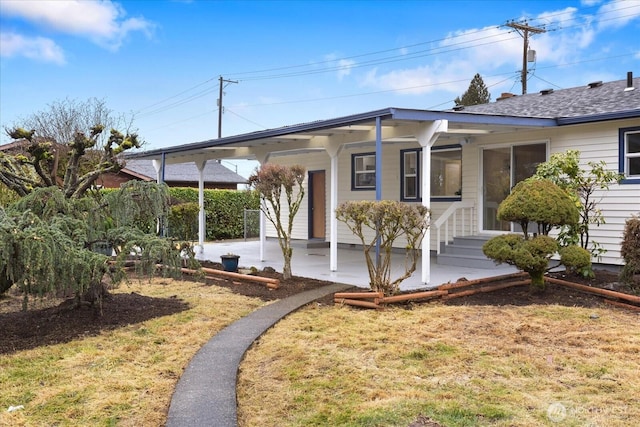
[450,77,640,119]
[123,159,246,184]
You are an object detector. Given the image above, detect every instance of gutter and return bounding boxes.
[557,109,640,125]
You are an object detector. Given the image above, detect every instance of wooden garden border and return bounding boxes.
[334,272,640,311]
[180,267,280,289]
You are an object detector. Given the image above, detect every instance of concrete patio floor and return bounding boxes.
[195,239,517,291]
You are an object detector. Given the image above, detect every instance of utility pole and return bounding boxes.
[506,21,546,94]
[218,76,238,138]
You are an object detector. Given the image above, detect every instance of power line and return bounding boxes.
[225,108,268,130]
[142,50,635,135]
[134,4,639,120]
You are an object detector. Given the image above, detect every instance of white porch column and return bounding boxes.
[251,151,270,262]
[152,155,165,184]
[324,142,342,272]
[195,160,207,253]
[417,120,448,284]
[152,154,166,236]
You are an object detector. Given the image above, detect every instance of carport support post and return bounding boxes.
[375,116,382,266]
[252,153,270,262]
[152,154,167,236]
[325,143,342,272]
[417,120,448,284]
[196,160,207,252]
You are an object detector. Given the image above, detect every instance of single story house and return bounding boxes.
[128,72,640,284]
[0,141,246,190]
[98,158,246,190]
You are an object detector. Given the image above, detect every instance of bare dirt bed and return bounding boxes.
[1,264,637,356]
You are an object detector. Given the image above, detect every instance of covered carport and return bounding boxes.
[127,107,554,284]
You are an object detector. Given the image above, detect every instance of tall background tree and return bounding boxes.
[454,73,491,106]
[0,98,140,199]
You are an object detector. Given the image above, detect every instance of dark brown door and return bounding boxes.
[309,171,326,239]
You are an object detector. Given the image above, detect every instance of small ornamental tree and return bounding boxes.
[534,150,623,259]
[248,164,305,280]
[483,178,591,291]
[335,200,429,295]
[496,177,579,238]
[0,182,198,311]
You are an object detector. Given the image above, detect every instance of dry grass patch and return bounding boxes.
[238,303,640,426]
[0,278,266,426]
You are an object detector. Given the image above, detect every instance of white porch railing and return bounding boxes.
[434,200,475,255]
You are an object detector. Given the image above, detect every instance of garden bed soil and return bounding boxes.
[0,265,637,355]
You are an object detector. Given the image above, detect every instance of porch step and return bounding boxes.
[437,235,496,269]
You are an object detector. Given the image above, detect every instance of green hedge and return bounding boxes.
[168,188,260,241]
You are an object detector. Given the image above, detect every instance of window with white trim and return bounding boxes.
[352,153,376,190]
[400,146,462,201]
[402,150,419,200]
[620,127,640,182]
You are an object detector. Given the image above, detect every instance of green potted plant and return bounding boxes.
[220,253,240,272]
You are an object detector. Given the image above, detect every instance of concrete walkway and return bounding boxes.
[166,282,353,426]
[166,240,517,426]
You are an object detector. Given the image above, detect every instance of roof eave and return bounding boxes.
[127,107,558,159]
[127,108,398,159]
[391,108,558,127]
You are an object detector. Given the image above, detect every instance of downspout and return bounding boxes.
[160,151,166,183]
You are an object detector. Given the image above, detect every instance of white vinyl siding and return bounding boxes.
[264,118,638,266]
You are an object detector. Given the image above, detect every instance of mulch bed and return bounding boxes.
[1,263,637,355]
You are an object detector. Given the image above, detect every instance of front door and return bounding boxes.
[309,170,326,239]
[481,143,547,232]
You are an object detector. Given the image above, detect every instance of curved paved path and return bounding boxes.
[166,282,352,427]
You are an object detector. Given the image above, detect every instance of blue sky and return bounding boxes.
[1,0,639,177]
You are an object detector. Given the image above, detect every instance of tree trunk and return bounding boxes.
[282,245,292,280]
[528,270,546,293]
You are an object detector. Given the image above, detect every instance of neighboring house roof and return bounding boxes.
[122,158,247,184]
[0,140,29,152]
[449,76,640,123]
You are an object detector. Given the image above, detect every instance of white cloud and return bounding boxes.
[359,25,523,96]
[336,59,355,80]
[1,0,155,51]
[358,0,636,98]
[322,53,356,81]
[596,0,640,30]
[0,32,65,64]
